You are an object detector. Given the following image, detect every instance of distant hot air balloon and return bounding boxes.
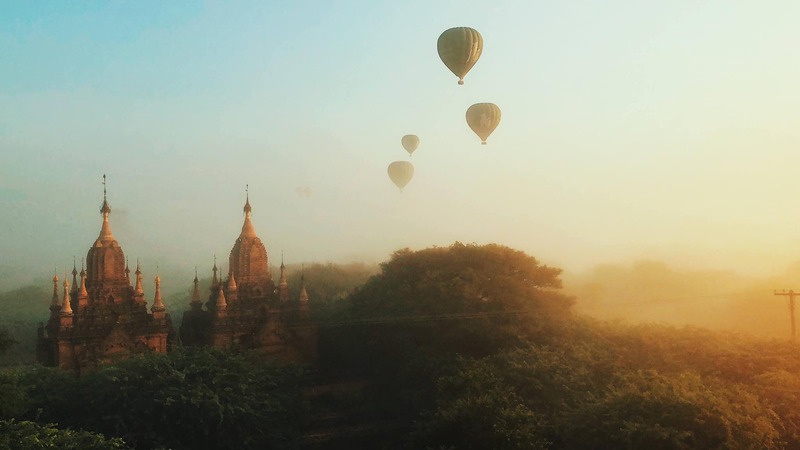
[388,161,414,191]
[401,135,419,156]
[437,27,483,85]
[466,103,501,145]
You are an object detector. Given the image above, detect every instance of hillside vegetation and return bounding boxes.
[1,244,799,449]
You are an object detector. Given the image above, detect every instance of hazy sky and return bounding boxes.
[2,1,800,289]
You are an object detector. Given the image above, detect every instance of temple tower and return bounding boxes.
[37,176,173,373]
[179,188,317,364]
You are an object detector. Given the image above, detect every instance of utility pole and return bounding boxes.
[773,289,797,343]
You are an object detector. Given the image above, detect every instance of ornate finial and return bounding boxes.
[124,257,130,278]
[100,175,111,216]
[243,185,252,215]
[194,266,198,281]
[280,250,285,269]
[72,257,77,276]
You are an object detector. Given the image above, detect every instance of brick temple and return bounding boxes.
[37,181,172,374]
[179,192,317,364]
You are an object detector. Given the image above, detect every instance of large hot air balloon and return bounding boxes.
[401,135,419,156]
[437,27,483,85]
[466,103,501,145]
[388,161,414,191]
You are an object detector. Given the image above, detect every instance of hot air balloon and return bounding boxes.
[437,27,483,85]
[466,103,501,145]
[388,161,414,191]
[401,135,419,156]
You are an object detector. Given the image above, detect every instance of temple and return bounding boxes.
[37,177,173,373]
[179,190,317,364]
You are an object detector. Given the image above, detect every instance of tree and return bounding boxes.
[0,329,14,355]
[318,243,574,438]
[22,348,308,450]
[0,419,128,450]
[564,370,782,450]
[343,242,574,359]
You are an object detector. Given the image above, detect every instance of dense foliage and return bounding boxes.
[0,419,128,449]
[1,348,307,450]
[2,244,800,449]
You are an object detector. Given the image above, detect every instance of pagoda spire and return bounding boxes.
[152,274,165,312]
[70,257,78,295]
[134,260,144,295]
[211,256,219,288]
[299,272,309,305]
[216,277,227,310]
[278,252,288,302]
[97,174,115,242]
[124,258,131,282]
[77,259,88,307]
[298,268,309,319]
[61,275,73,315]
[240,185,256,238]
[226,268,238,303]
[228,269,237,291]
[50,271,60,309]
[191,267,201,306]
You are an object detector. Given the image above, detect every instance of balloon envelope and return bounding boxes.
[437,27,483,85]
[401,135,419,156]
[388,161,414,191]
[466,103,501,144]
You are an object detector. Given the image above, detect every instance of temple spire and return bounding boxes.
[134,260,144,295]
[240,186,256,237]
[299,271,309,304]
[299,268,309,319]
[211,256,219,287]
[51,272,60,308]
[278,252,289,287]
[278,252,288,302]
[70,257,78,295]
[216,278,227,310]
[97,174,115,242]
[124,258,131,281]
[152,274,165,312]
[244,184,251,214]
[61,275,73,315]
[191,267,201,305]
[228,269,237,291]
[78,259,88,299]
